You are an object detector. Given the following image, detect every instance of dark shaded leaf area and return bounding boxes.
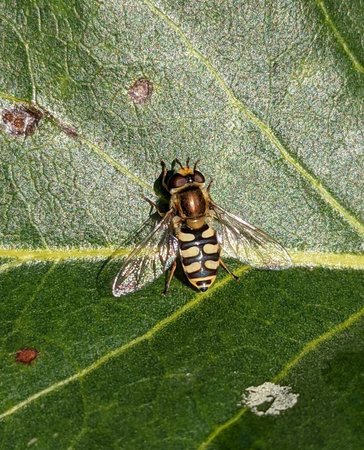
[0,263,363,449]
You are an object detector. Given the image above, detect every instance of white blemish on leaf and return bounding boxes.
[27,437,38,447]
[241,382,299,416]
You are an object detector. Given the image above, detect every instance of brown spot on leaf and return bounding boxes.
[62,124,79,138]
[44,111,79,139]
[15,348,39,365]
[128,78,153,105]
[1,105,43,137]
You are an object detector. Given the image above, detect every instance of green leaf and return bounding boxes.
[1,263,364,449]
[0,0,363,448]
[209,310,364,450]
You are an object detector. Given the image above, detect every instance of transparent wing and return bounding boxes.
[113,210,178,296]
[121,211,163,247]
[211,203,291,269]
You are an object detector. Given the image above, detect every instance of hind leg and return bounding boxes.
[163,259,177,295]
[219,258,239,281]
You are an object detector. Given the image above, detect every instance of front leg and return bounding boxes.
[141,195,165,217]
[160,160,169,191]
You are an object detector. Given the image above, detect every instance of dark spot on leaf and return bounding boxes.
[44,111,79,139]
[15,348,39,365]
[1,105,43,137]
[128,78,153,105]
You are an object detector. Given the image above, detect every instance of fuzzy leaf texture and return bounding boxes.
[0,1,363,449]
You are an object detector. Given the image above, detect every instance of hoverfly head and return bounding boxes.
[166,158,205,192]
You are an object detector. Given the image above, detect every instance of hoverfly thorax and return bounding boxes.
[112,158,291,297]
[165,159,208,229]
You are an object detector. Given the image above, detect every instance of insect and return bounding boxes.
[113,159,291,296]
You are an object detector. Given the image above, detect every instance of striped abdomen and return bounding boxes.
[177,223,220,292]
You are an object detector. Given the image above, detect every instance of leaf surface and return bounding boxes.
[0,0,363,448]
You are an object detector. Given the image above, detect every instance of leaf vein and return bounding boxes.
[7,165,49,248]
[0,248,363,270]
[315,0,364,75]
[0,267,250,421]
[0,14,37,102]
[199,304,364,449]
[8,263,57,340]
[0,93,152,192]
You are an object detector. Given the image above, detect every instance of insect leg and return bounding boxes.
[141,195,165,217]
[193,159,200,171]
[207,179,214,192]
[161,160,169,191]
[163,259,177,295]
[174,158,184,169]
[219,258,239,281]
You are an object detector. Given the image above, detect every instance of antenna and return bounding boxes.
[174,158,184,169]
[193,159,200,172]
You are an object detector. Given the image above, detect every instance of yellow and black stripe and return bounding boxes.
[178,223,220,291]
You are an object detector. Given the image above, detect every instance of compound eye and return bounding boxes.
[193,171,205,183]
[168,174,187,189]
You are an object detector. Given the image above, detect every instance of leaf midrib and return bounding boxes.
[0,248,363,270]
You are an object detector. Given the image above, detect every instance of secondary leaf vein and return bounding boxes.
[0,266,250,421]
[199,304,364,449]
[0,93,152,193]
[140,0,364,236]
[315,0,364,74]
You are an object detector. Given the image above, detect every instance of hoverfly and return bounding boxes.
[113,159,291,296]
